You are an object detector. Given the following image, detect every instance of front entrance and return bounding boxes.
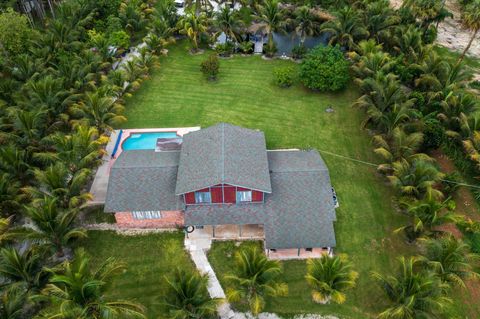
[189,224,264,240]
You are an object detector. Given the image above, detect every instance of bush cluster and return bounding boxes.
[300,45,350,92]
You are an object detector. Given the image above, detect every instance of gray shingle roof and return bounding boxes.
[185,150,336,249]
[104,150,182,212]
[175,123,272,194]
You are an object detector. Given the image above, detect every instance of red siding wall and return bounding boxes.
[211,187,223,203]
[184,192,195,204]
[183,184,264,205]
[252,190,263,202]
[224,185,236,203]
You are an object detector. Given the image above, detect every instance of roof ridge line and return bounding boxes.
[270,168,328,173]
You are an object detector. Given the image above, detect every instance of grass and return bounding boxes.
[120,41,415,318]
[81,206,116,224]
[81,230,196,319]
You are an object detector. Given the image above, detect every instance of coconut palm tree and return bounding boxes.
[35,126,108,173]
[0,285,27,319]
[352,50,394,80]
[418,235,480,287]
[256,0,286,56]
[0,173,24,218]
[19,196,86,257]
[70,91,126,134]
[364,0,400,44]
[0,145,32,183]
[354,73,416,133]
[164,268,220,318]
[224,246,287,315]
[215,6,244,44]
[40,248,146,319]
[397,197,459,241]
[403,0,447,33]
[305,254,358,304]
[24,162,92,209]
[177,9,209,52]
[292,6,320,46]
[388,159,444,200]
[373,127,431,174]
[320,6,368,51]
[372,256,452,319]
[457,0,480,64]
[437,92,478,135]
[0,246,48,291]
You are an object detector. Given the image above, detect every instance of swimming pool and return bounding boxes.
[122,132,180,150]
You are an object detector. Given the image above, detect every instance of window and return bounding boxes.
[195,191,211,204]
[236,190,252,203]
[132,211,162,220]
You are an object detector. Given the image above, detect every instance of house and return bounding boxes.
[104,123,337,256]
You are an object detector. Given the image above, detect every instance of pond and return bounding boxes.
[272,32,330,56]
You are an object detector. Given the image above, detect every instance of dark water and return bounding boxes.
[273,32,330,56]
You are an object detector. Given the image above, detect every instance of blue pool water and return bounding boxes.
[122,132,180,150]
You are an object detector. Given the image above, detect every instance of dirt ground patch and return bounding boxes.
[430,150,480,318]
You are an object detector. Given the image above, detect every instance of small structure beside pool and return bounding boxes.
[103,123,337,259]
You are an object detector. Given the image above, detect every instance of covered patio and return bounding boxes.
[190,224,264,240]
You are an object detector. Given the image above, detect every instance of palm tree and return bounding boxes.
[224,246,287,315]
[256,0,286,55]
[354,73,416,133]
[35,126,108,173]
[292,6,320,46]
[40,248,146,319]
[388,159,444,200]
[364,0,400,44]
[418,235,480,287]
[20,196,86,257]
[214,6,243,44]
[457,0,480,64]
[0,285,27,319]
[373,127,431,174]
[0,173,24,218]
[24,162,92,209]
[352,50,394,80]
[164,268,220,318]
[0,246,48,291]
[0,145,31,183]
[397,197,459,241]
[0,216,15,246]
[372,256,452,319]
[177,9,209,52]
[403,0,446,33]
[320,6,368,51]
[70,91,126,134]
[305,254,358,304]
[437,92,478,135]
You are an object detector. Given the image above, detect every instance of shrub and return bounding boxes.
[201,54,220,80]
[291,44,307,60]
[239,41,253,54]
[215,42,234,57]
[0,8,32,56]
[264,41,277,58]
[273,66,295,88]
[109,31,130,50]
[300,45,349,92]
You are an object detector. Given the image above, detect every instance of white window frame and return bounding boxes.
[195,191,211,204]
[132,211,163,220]
[236,190,252,203]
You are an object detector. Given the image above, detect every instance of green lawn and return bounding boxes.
[120,42,413,318]
[105,42,470,318]
[81,231,196,319]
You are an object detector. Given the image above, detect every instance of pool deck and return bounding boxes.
[87,127,200,206]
